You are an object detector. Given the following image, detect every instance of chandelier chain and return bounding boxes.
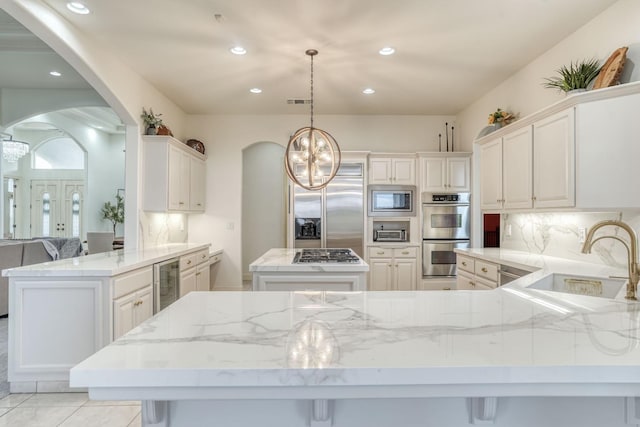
[310,52,314,129]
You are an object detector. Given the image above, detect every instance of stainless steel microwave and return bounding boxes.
[368,185,416,217]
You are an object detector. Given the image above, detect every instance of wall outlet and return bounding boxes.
[505,223,512,237]
[226,222,235,231]
[579,227,587,243]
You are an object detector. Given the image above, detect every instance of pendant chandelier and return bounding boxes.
[1,133,30,163]
[284,49,341,191]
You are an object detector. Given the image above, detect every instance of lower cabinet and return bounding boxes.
[456,254,498,290]
[112,266,154,340]
[113,285,153,340]
[368,246,418,291]
[180,248,211,296]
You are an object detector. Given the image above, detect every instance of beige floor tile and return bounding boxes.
[0,406,78,427]
[0,393,33,408]
[59,405,140,427]
[127,412,141,427]
[19,392,88,407]
[84,399,141,407]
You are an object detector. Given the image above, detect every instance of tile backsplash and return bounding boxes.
[138,212,188,249]
[501,211,640,270]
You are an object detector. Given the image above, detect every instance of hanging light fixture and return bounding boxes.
[1,133,30,163]
[285,49,341,191]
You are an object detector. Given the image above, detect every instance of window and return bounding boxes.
[42,192,51,237]
[34,137,85,170]
[71,192,80,238]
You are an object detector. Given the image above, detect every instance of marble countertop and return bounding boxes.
[2,243,218,277]
[249,248,369,273]
[71,288,640,398]
[455,247,625,278]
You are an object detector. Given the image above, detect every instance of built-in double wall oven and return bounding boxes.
[422,192,470,277]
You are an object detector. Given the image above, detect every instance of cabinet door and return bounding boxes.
[134,285,154,326]
[421,157,446,192]
[190,157,206,211]
[479,138,503,210]
[369,258,393,291]
[533,109,575,208]
[180,268,197,297]
[446,157,470,192]
[196,263,211,292]
[168,146,191,210]
[392,158,415,185]
[502,126,533,209]
[113,292,136,340]
[394,258,417,291]
[369,159,392,184]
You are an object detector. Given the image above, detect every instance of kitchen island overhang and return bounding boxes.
[71,289,640,427]
[249,248,369,291]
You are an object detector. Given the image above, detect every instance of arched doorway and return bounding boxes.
[241,142,286,283]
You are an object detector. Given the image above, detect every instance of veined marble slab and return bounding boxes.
[2,243,214,277]
[249,248,369,272]
[71,289,640,397]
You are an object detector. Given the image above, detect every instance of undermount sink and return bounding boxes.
[526,273,627,299]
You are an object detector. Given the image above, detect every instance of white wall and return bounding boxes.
[188,114,456,288]
[456,0,640,147]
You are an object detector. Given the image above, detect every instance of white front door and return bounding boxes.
[31,180,84,238]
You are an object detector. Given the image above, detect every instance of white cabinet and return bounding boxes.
[180,248,210,296]
[455,255,498,291]
[143,135,207,213]
[368,246,418,291]
[532,109,575,208]
[479,108,574,211]
[369,156,416,185]
[112,266,154,340]
[420,155,470,192]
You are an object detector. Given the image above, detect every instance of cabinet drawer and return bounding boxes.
[113,266,153,299]
[368,247,393,258]
[457,255,475,274]
[180,253,198,270]
[195,249,210,265]
[475,260,499,282]
[210,253,222,264]
[393,247,418,258]
[475,276,498,290]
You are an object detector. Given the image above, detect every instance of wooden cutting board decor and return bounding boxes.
[593,47,628,89]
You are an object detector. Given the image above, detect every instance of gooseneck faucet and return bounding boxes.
[581,220,639,301]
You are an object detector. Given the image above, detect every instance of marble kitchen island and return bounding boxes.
[249,248,369,291]
[72,286,640,427]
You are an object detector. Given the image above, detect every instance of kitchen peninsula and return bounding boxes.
[249,248,369,291]
[2,242,219,393]
[72,284,640,427]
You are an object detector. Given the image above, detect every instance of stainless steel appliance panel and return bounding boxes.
[499,264,532,286]
[422,204,470,240]
[293,184,322,249]
[325,166,364,257]
[368,185,416,217]
[422,240,470,277]
[153,257,180,313]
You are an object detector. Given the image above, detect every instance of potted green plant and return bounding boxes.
[100,193,124,234]
[543,59,601,94]
[140,107,163,135]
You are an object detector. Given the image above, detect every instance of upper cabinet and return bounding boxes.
[476,83,640,211]
[369,155,416,185]
[143,136,207,213]
[420,153,471,193]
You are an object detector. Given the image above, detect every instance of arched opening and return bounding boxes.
[241,142,286,284]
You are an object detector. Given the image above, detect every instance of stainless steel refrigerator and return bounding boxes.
[291,163,364,257]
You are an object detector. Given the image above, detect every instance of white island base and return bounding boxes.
[71,290,640,427]
[249,248,369,291]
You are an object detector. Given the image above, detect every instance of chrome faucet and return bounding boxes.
[581,220,639,301]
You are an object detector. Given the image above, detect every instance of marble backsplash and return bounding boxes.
[501,211,640,270]
[138,211,188,249]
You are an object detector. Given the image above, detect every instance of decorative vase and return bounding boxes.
[145,125,156,135]
[565,88,587,96]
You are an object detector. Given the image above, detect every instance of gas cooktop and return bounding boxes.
[292,248,360,264]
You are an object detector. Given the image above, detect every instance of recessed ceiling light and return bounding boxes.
[66,2,90,15]
[362,88,376,95]
[379,47,395,56]
[230,46,247,55]
[249,88,262,94]
[49,71,62,77]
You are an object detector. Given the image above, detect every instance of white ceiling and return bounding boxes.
[3,0,621,116]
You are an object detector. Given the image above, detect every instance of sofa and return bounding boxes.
[0,239,76,316]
